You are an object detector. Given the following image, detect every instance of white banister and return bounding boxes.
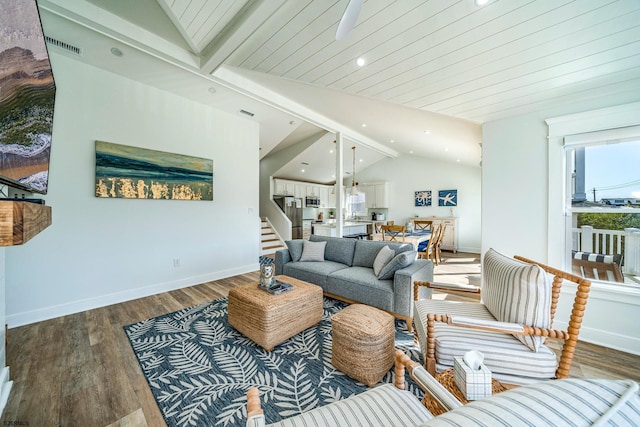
[580,225,593,252]
[624,228,640,275]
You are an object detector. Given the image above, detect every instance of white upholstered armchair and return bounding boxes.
[413,248,592,385]
[245,349,640,426]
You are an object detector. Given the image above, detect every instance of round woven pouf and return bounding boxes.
[331,304,395,387]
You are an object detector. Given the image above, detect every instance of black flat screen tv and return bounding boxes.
[0,0,56,195]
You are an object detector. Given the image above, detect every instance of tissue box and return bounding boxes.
[453,356,492,400]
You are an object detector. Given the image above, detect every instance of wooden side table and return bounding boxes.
[423,368,508,416]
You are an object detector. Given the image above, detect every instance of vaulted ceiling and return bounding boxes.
[38,0,640,183]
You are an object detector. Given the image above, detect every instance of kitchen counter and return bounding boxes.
[312,222,369,237]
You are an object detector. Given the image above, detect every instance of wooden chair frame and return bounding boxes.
[413,220,433,232]
[418,223,441,264]
[413,255,591,381]
[382,225,406,242]
[572,258,624,283]
[434,224,447,264]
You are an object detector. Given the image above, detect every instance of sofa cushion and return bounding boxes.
[352,240,413,268]
[285,240,304,262]
[283,261,348,290]
[299,240,326,262]
[483,248,552,352]
[378,250,416,280]
[326,267,395,312]
[373,246,395,276]
[310,235,356,266]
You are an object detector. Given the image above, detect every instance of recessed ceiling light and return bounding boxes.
[208,87,216,94]
[301,169,305,173]
[356,57,366,67]
[359,159,363,162]
[409,150,414,154]
[330,149,334,154]
[390,139,395,143]
[110,47,123,57]
[475,0,489,6]
[456,159,461,162]
[362,123,367,127]
[424,130,430,135]
[332,174,336,178]
[444,148,449,152]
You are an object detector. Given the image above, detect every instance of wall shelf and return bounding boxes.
[0,201,52,246]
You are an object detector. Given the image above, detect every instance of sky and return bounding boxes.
[584,139,640,201]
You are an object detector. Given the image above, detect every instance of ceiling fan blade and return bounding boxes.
[335,0,363,40]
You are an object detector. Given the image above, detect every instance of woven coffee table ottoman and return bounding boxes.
[331,304,395,387]
[228,275,323,351]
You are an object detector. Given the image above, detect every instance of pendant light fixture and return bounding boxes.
[350,146,359,196]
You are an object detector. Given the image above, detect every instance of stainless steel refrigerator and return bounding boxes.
[274,196,303,239]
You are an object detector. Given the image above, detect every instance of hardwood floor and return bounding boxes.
[2,254,639,426]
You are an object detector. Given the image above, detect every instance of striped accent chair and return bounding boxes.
[246,350,640,426]
[414,248,592,385]
[572,250,625,283]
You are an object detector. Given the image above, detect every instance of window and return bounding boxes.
[346,192,366,217]
[565,135,640,288]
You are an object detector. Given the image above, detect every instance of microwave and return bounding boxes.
[305,196,320,207]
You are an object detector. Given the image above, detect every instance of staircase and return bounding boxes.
[261,217,285,256]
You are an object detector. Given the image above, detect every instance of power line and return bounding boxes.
[594,178,640,191]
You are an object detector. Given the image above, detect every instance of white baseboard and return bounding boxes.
[0,367,12,418]
[6,263,259,328]
[553,320,640,356]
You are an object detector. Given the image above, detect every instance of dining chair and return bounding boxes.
[413,219,433,232]
[374,221,384,233]
[381,225,405,242]
[386,220,395,225]
[418,224,441,263]
[434,224,447,264]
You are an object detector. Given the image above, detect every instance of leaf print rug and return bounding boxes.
[124,297,424,427]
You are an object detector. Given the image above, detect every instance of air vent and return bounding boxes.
[45,36,82,56]
[239,109,255,117]
[301,162,309,165]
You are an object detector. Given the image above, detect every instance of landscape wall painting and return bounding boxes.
[0,0,56,194]
[95,141,213,201]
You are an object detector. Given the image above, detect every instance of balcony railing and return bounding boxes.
[572,226,640,275]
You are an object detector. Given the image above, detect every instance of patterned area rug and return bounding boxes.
[124,296,423,427]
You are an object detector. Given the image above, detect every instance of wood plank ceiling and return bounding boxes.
[157,0,640,123]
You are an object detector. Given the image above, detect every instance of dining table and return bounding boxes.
[371,228,431,250]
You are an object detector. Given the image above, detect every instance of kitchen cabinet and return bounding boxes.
[414,217,458,253]
[306,185,318,197]
[363,182,389,208]
[318,186,329,207]
[274,179,294,196]
[294,183,306,198]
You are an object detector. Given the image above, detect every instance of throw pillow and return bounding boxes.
[299,240,326,262]
[373,245,395,276]
[377,250,417,280]
[482,248,552,352]
[285,240,304,262]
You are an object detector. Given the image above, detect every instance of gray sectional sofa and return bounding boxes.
[274,235,433,330]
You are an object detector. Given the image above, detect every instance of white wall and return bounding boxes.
[357,155,482,253]
[482,98,640,355]
[5,53,261,326]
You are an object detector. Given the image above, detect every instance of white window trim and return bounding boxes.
[546,102,640,294]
